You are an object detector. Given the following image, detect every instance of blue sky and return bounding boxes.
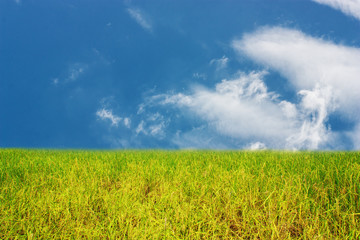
[1,0,360,150]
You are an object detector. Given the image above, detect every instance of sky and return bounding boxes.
[1,0,360,150]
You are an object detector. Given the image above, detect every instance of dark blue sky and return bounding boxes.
[1,0,360,150]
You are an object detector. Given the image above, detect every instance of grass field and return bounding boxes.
[0,149,359,239]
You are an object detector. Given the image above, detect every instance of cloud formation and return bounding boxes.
[135,113,167,139]
[127,8,152,32]
[95,94,172,147]
[233,27,360,119]
[248,142,267,150]
[286,85,336,149]
[143,27,360,150]
[210,56,229,71]
[67,63,87,82]
[96,108,130,128]
[152,71,337,149]
[96,109,122,127]
[312,0,360,20]
[233,27,360,149]
[96,26,359,150]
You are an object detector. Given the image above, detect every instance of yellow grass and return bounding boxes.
[0,149,359,239]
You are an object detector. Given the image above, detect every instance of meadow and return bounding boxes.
[0,149,359,239]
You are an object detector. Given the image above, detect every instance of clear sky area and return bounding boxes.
[1,0,360,150]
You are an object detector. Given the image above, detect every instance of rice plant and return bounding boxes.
[0,149,359,239]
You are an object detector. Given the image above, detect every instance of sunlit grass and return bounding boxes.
[0,149,359,239]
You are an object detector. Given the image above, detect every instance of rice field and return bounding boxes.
[0,149,359,239]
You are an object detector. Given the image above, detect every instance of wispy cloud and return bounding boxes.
[135,113,167,139]
[142,27,360,150]
[151,70,340,149]
[127,8,152,32]
[67,63,87,82]
[95,95,172,147]
[312,0,360,20]
[247,142,267,150]
[171,126,231,149]
[96,109,123,127]
[287,85,336,149]
[14,0,21,5]
[233,26,360,113]
[233,26,360,149]
[124,118,131,128]
[193,72,207,80]
[348,125,360,149]
[52,63,88,86]
[96,107,132,129]
[96,97,131,128]
[210,56,229,71]
[152,72,293,148]
[95,26,360,150]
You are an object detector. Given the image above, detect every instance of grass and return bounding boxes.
[0,149,359,239]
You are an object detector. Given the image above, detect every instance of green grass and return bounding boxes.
[0,149,359,239]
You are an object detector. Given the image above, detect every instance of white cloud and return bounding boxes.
[312,0,360,20]
[231,27,360,149]
[348,124,360,149]
[135,27,360,149]
[234,28,360,113]
[57,63,88,83]
[279,101,297,119]
[14,0,21,5]
[233,27,360,114]
[193,72,207,80]
[210,56,229,71]
[154,71,301,149]
[97,26,360,149]
[135,113,167,138]
[171,127,230,149]
[215,71,277,102]
[136,120,146,134]
[127,8,152,32]
[152,63,358,149]
[149,123,166,137]
[247,142,267,150]
[286,85,336,149]
[96,109,122,127]
[96,107,131,129]
[124,118,131,128]
[68,64,86,82]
